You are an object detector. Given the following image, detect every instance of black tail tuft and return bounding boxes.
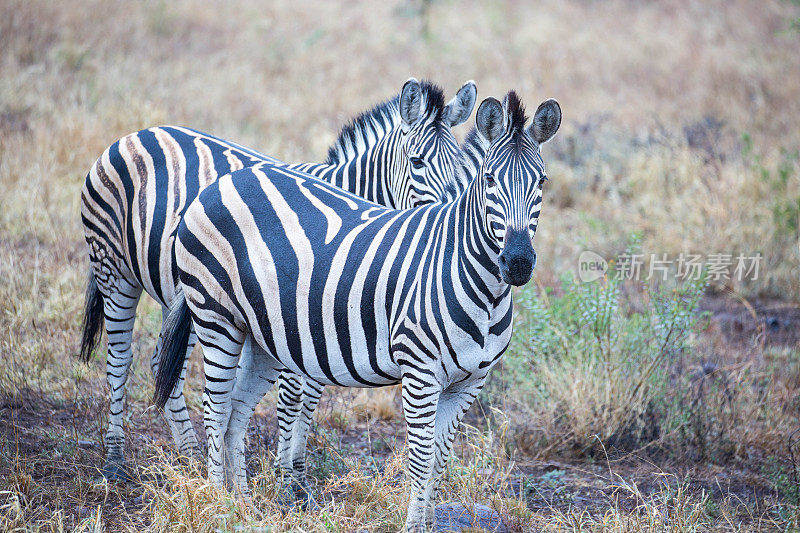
[153,289,192,410]
[79,270,105,362]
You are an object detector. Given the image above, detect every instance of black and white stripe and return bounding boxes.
[79,79,477,478]
[154,92,561,532]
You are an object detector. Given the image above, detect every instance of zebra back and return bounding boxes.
[81,80,476,308]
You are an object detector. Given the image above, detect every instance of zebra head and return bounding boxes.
[475,91,561,286]
[396,78,477,208]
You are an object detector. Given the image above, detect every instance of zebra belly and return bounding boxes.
[256,336,402,389]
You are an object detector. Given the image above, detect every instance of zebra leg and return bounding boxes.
[401,375,441,533]
[430,380,487,503]
[150,314,201,461]
[286,377,324,507]
[100,279,142,481]
[198,325,246,490]
[224,335,283,496]
[274,371,303,475]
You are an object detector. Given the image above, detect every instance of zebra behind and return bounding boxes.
[79,78,477,479]
[154,91,561,532]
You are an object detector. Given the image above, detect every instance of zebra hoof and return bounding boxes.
[241,498,263,519]
[275,489,297,512]
[101,461,131,482]
[273,485,317,512]
[292,482,320,512]
[297,491,320,512]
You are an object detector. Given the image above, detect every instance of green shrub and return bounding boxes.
[499,268,707,456]
[743,133,800,245]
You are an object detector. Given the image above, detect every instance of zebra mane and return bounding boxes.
[325,81,447,166]
[462,127,484,152]
[504,91,528,135]
[460,126,486,178]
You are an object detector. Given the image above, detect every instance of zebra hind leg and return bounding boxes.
[150,318,201,463]
[224,335,283,497]
[274,371,303,476]
[100,279,142,481]
[287,377,324,509]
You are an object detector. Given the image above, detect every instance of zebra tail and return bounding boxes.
[153,289,192,410]
[79,270,104,362]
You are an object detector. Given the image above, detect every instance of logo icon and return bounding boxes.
[578,250,608,282]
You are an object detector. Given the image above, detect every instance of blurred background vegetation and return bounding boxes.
[1,0,799,530]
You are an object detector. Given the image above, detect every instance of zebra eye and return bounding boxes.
[484,173,496,187]
[410,157,425,170]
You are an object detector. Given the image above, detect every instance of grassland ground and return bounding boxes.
[1,295,799,531]
[2,0,800,530]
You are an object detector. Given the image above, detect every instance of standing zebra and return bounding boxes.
[154,91,561,532]
[79,78,477,479]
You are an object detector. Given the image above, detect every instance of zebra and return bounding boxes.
[79,78,477,480]
[153,91,561,532]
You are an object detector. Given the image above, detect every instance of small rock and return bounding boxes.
[77,440,96,448]
[542,463,562,472]
[434,502,508,532]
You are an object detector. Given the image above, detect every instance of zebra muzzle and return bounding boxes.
[498,229,536,286]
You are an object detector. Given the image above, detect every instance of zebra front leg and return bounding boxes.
[224,335,283,496]
[150,316,201,461]
[274,371,303,475]
[101,282,142,481]
[286,377,324,508]
[198,327,246,490]
[401,375,441,533]
[430,379,487,503]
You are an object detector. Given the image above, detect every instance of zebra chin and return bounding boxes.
[498,228,536,286]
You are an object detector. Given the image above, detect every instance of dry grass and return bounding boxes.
[2,0,800,531]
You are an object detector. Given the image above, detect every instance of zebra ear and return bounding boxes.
[501,93,514,131]
[443,80,477,127]
[528,98,561,144]
[476,97,504,144]
[399,77,422,127]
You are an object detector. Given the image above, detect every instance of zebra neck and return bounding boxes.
[460,128,487,183]
[294,127,402,208]
[452,178,508,304]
